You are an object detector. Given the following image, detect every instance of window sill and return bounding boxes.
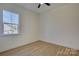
[1,33,20,36]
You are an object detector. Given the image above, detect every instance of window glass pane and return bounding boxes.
[11,13,19,24]
[11,24,18,34]
[4,24,18,34]
[3,10,11,23]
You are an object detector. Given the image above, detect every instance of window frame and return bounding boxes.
[2,9,20,35]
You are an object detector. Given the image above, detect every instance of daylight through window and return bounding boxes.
[3,10,19,34]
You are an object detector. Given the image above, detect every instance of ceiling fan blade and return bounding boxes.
[38,4,41,8]
[45,3,50,6]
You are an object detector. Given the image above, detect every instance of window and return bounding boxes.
[3,10,19,34]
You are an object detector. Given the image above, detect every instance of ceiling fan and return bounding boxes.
[38,3,51,8]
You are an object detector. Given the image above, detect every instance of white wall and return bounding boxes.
[40,4,79,50]
[0,4,39,52]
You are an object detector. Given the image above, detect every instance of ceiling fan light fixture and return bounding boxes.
[40,3,44,4]
[38,3,50,8]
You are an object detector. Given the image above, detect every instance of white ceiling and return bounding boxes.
[18,3,68,13]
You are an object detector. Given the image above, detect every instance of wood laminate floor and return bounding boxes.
[0,41,79,56]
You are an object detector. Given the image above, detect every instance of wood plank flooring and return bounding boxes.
[0,41,79,56]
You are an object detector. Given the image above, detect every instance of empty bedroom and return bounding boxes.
[0,3,79,56]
